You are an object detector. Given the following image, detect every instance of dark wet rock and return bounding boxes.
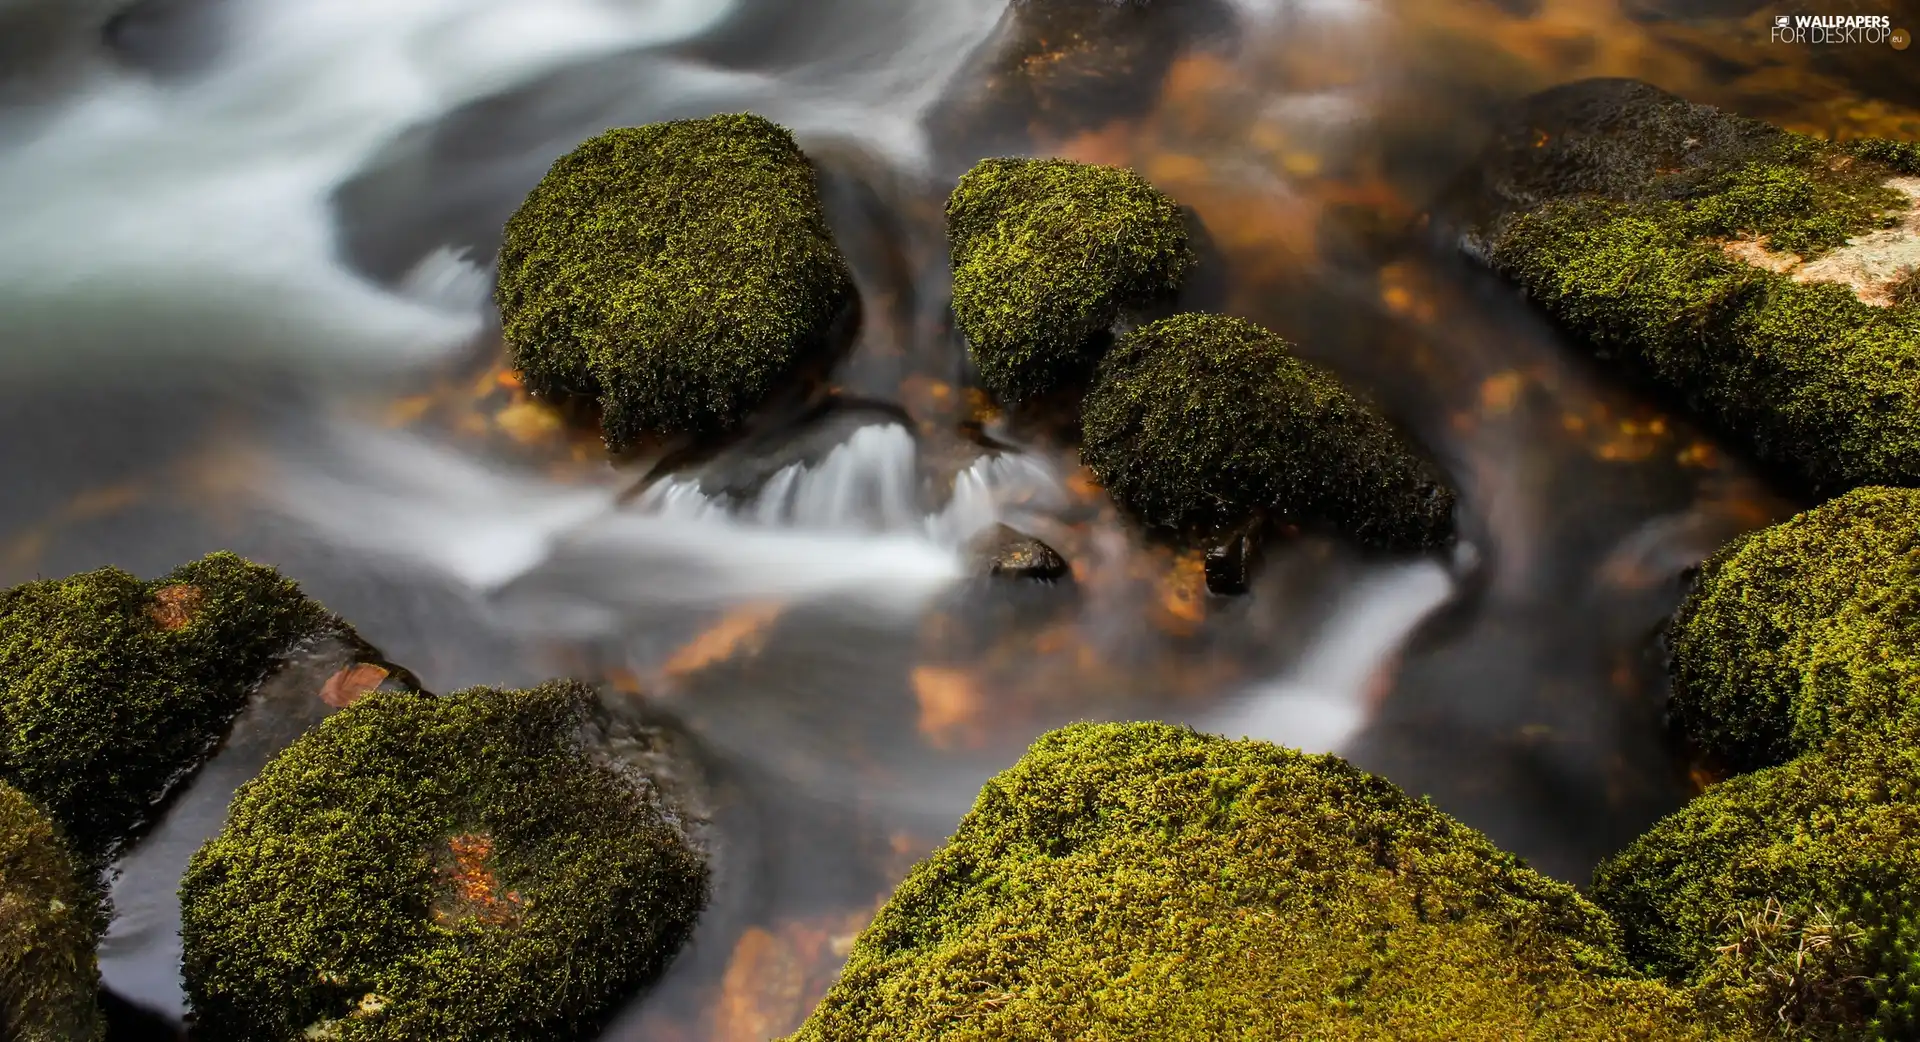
[180,681,708,1042]
[0,781,105,1042]
[947,157,1195,405]
[968,524,1069,581]
[1594,725,1920,1040]
[1448,77,1920,495]
[1203,517,1266,596]
[0,552,341,863]
[1080,314,1456,551]
[787,722,1731,1040]
[497,114,857,451]
[926,0,1237,166]
[1667,486,1920,773]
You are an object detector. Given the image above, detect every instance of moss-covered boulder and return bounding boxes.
[179,681,707,1042]
[1453,78,1920,494]
[1079,313,1455,549]
[947,157,1195,403]
[0,782,103,1042]
[789,722,1734,1041]
[497,114,856,449]
[1667,486,1920,772]
[0,552,333,862]
[1593,728,1920,1039]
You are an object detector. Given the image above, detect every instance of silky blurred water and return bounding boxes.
[0,0,1896,1036]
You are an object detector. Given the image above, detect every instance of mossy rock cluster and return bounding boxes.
[1593,489,1920,1039]
[0,552,332,862]
[1459,78,1920,494]
[1080,314,1456,549]
[947,156,1195,403]
[946,156,1453,550]
[180,681,708,1042]
[498,113,856,450]
[789,722,1737,1041]
[0,781,104,1042]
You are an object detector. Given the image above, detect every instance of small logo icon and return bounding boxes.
[1775,14,1791,27]
[1896,27,1912,49]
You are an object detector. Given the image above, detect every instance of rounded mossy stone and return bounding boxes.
[946,157,1195,403]
[0,552,332,861]
[788,722,1732,1042]
[179,681,708,1042]
[0,782,104,1042]
[1667,486,1920,772]
[1470,80,1920,493]
[1592,729,1920,1038]
[1078,313,1455,549]
[497,114,856,449]
[1793,555,1920,751]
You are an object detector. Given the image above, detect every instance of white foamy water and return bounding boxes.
[0,0,733,377]
[1203,561,1454,754]
[270,421,1066,629]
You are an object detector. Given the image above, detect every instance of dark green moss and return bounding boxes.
[1667,487,1920,772]
[1592,728,1920,1040]
[497,114,856,449]
[179,681,707,1042]
[0,552,332,862]
[946,157,1195,403]
[789,722,1739,1041]
[1078,313,1454,549]
[0,782,103,1042]
[1464,79,1920,494]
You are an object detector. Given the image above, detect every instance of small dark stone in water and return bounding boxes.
[970,525,1070,582]
[1204,519,1266,596]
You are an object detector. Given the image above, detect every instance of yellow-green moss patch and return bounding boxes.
[0,553,332,862]
[789,722,1737,1041]
[947,157,1194,403]
[0,782,103,1042]
[498,114,855,449]
[180,681,707,1042]
[1467,78,1920,494]
[1667,487,1920,771]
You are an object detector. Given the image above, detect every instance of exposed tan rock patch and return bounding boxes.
[433,833,522,928]
[147,584,205,631]
[1721,177,1920,307]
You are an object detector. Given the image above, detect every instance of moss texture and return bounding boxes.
[1463,79,1920,494]
[1667,486,1920,772]
[497,114,856,449]
[0,552,332,862]
[1079,313,1455,549]
[1593,728,1920,1039]
[947,157,1195,403]
[0,782,103,1042]
[789,722,1735,1042]
[180,681,707,1042]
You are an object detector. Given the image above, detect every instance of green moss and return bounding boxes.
[1078,313,1455,549]
[789,722,1737,1041]
[946,157,1195,403]
[1592,729,1920,1039]
[0,782,103,1042]
[1491,199,1920,494]
[497,114,856,449]
[1666,487,1920,771]
[179,682,707,1042]
[0,552,333,862]
[1471,80,1920,494]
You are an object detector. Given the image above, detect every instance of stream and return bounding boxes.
[3,0,1907,1037]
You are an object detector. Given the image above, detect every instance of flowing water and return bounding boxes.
[2,0,1909,1037]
